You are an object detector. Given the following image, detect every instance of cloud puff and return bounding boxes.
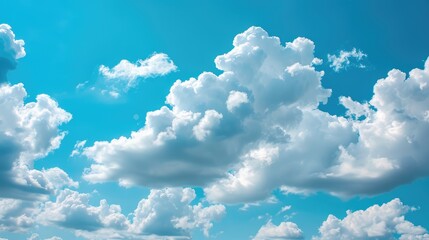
[0,24,25,83]
[327,48,366,72]
[38,188,224,240]
[0,198,40,232]
[39,189,129,234]
[131,188,225,238]
[253,221,304,240]
[313,199,429,240]
[0,83,75,200]
[83,26,429,203]
[81,53,177,98]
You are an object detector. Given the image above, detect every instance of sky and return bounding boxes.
[1,0,429,239]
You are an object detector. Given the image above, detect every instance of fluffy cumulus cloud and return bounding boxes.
[313,199,429,240]
[37,188,224,240]
[83,26,429,203]
[0,198,40,232]
[254,221,303,240]
[81,53,177,98]
[0,83,75,200]
[327,48,366,72]
[0,24,25,82]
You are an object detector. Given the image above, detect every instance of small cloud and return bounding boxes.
[277,205,292,215]
[253,220,304,240]
[77,53,177,99]
[0,24,26,83]
[327,48,366,72]
[70,140,87,157]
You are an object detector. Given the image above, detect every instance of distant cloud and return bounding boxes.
[253,221,304,240]
[78,53,177,98]
[0,24,25,83]
[37,188,224,239]
[70,140,87,157]
[313,199,429,240]
[82,26,429,204]
[327,48,366,72]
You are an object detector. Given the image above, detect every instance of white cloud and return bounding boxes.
[313,199,429,240]
[0,198,40,232]
[0,24,25,82]
[39,189,129,233]
[0,83,75,200]
[82,26,429,204]
[226,91,249,112]
[70,140,87,157]
[327,48,366,72]
[37,188,224,240]
[80,53,177,98]
[254,221,304,240]
[82,26,330,191]
[130,188,225,238]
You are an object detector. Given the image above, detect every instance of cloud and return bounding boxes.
[253,221,304,240]
[27,233,63,240]
[327,48,366,72]
[38,188,224,240]
[0,83,76,200]
[79,53,177,98]
[0,24,25,83]
[82,26,329,190]
[39,189,129,233]
[0,198,40,232]
[70,140,87,157]
[83,26,429,203]
[313,198,429,240]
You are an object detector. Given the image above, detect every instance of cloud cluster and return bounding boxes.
[314,198,429,240]
[0,198,40,232]
[82,26,429,203]
[0,83,76,200]
[253,221,303,240]
[37,188,224,239]
[81,53,177,98]
[0,24,25,83]
[327,48,366,72]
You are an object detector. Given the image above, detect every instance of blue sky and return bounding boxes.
[1,1,429,239]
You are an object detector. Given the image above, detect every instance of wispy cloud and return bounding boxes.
[77,53,177,99]
[327,48,366,72]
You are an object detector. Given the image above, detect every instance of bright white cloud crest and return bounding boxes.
[327,48,367,72]
[314,198,429,240]
[94,53,177,98]
[254,221,304,240]
[82,26,429,203]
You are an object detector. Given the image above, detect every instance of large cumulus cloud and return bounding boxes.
[82,26,429,203]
